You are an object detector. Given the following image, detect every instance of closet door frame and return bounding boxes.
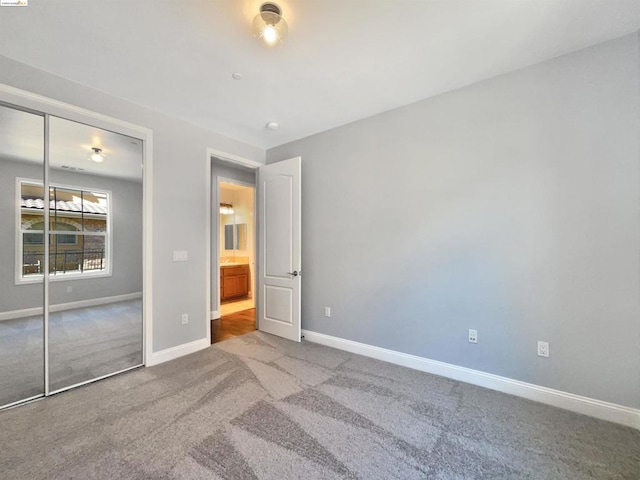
[0,102,46,408]
[0,84,153,399]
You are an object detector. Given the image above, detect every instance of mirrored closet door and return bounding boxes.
[0,103,144,408]
[47,116,143,393]
[0,104,45,407]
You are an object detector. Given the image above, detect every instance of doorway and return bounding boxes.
[211,175,257,343]
[206,154,301,345]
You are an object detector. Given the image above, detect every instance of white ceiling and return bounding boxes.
[0,104,143,181]
[0,0,639,150]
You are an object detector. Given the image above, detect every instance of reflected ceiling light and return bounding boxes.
[252,3,288,47]
[220,203,235,215]
[88,147,106,163]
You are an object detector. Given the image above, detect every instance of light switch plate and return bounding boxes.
[173,250,188,262]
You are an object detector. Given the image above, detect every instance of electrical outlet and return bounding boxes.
[324,306,331,317]
[181,313,189,325]
[66,286,73,293]
[468,329,478,343]
[537,341,549,357]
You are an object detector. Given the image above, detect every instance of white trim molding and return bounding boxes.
[0,82,153,369]
[208,147,263,169]
[0,84,153,137]
[146,337,210,367]
[205,147,261,348]
[0,292,142,321]
[302,330,640,430]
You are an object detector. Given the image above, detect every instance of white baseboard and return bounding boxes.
[0,292,142,321]
[146,337,210,367]
[302,330,640,430]
[211,310,220,320]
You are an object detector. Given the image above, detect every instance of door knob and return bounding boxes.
[287,271,299,277]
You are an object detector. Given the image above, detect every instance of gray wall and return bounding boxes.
[0,157,143,312]
[0,54,264,352]
[267,33,640,408]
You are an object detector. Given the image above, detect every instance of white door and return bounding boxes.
[258,157,301,341]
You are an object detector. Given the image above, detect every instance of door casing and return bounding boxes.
[205,150,302,342]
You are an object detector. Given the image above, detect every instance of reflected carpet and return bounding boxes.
[0,299,142,407]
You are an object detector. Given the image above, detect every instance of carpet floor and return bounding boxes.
[0,299,142,407]
[0,331,638,479]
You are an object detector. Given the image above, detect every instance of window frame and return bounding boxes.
[16,177,113,284]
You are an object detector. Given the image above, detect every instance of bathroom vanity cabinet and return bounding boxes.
[220,264,249,300]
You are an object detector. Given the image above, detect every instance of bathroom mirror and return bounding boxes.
[224,223,247,250]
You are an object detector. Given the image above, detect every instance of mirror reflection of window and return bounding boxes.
[19,181,110,280]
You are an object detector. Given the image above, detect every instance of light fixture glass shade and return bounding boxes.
[252,9,287,47]
[88,147,106,163]
[220,203,234,215]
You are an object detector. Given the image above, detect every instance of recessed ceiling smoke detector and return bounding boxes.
[252,3,288,47]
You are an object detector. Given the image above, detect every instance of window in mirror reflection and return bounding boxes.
[18,180,111,281]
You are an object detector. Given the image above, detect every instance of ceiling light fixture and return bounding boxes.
[266,122,279,131]
[252,3,288,47]
[88,147,106,163]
